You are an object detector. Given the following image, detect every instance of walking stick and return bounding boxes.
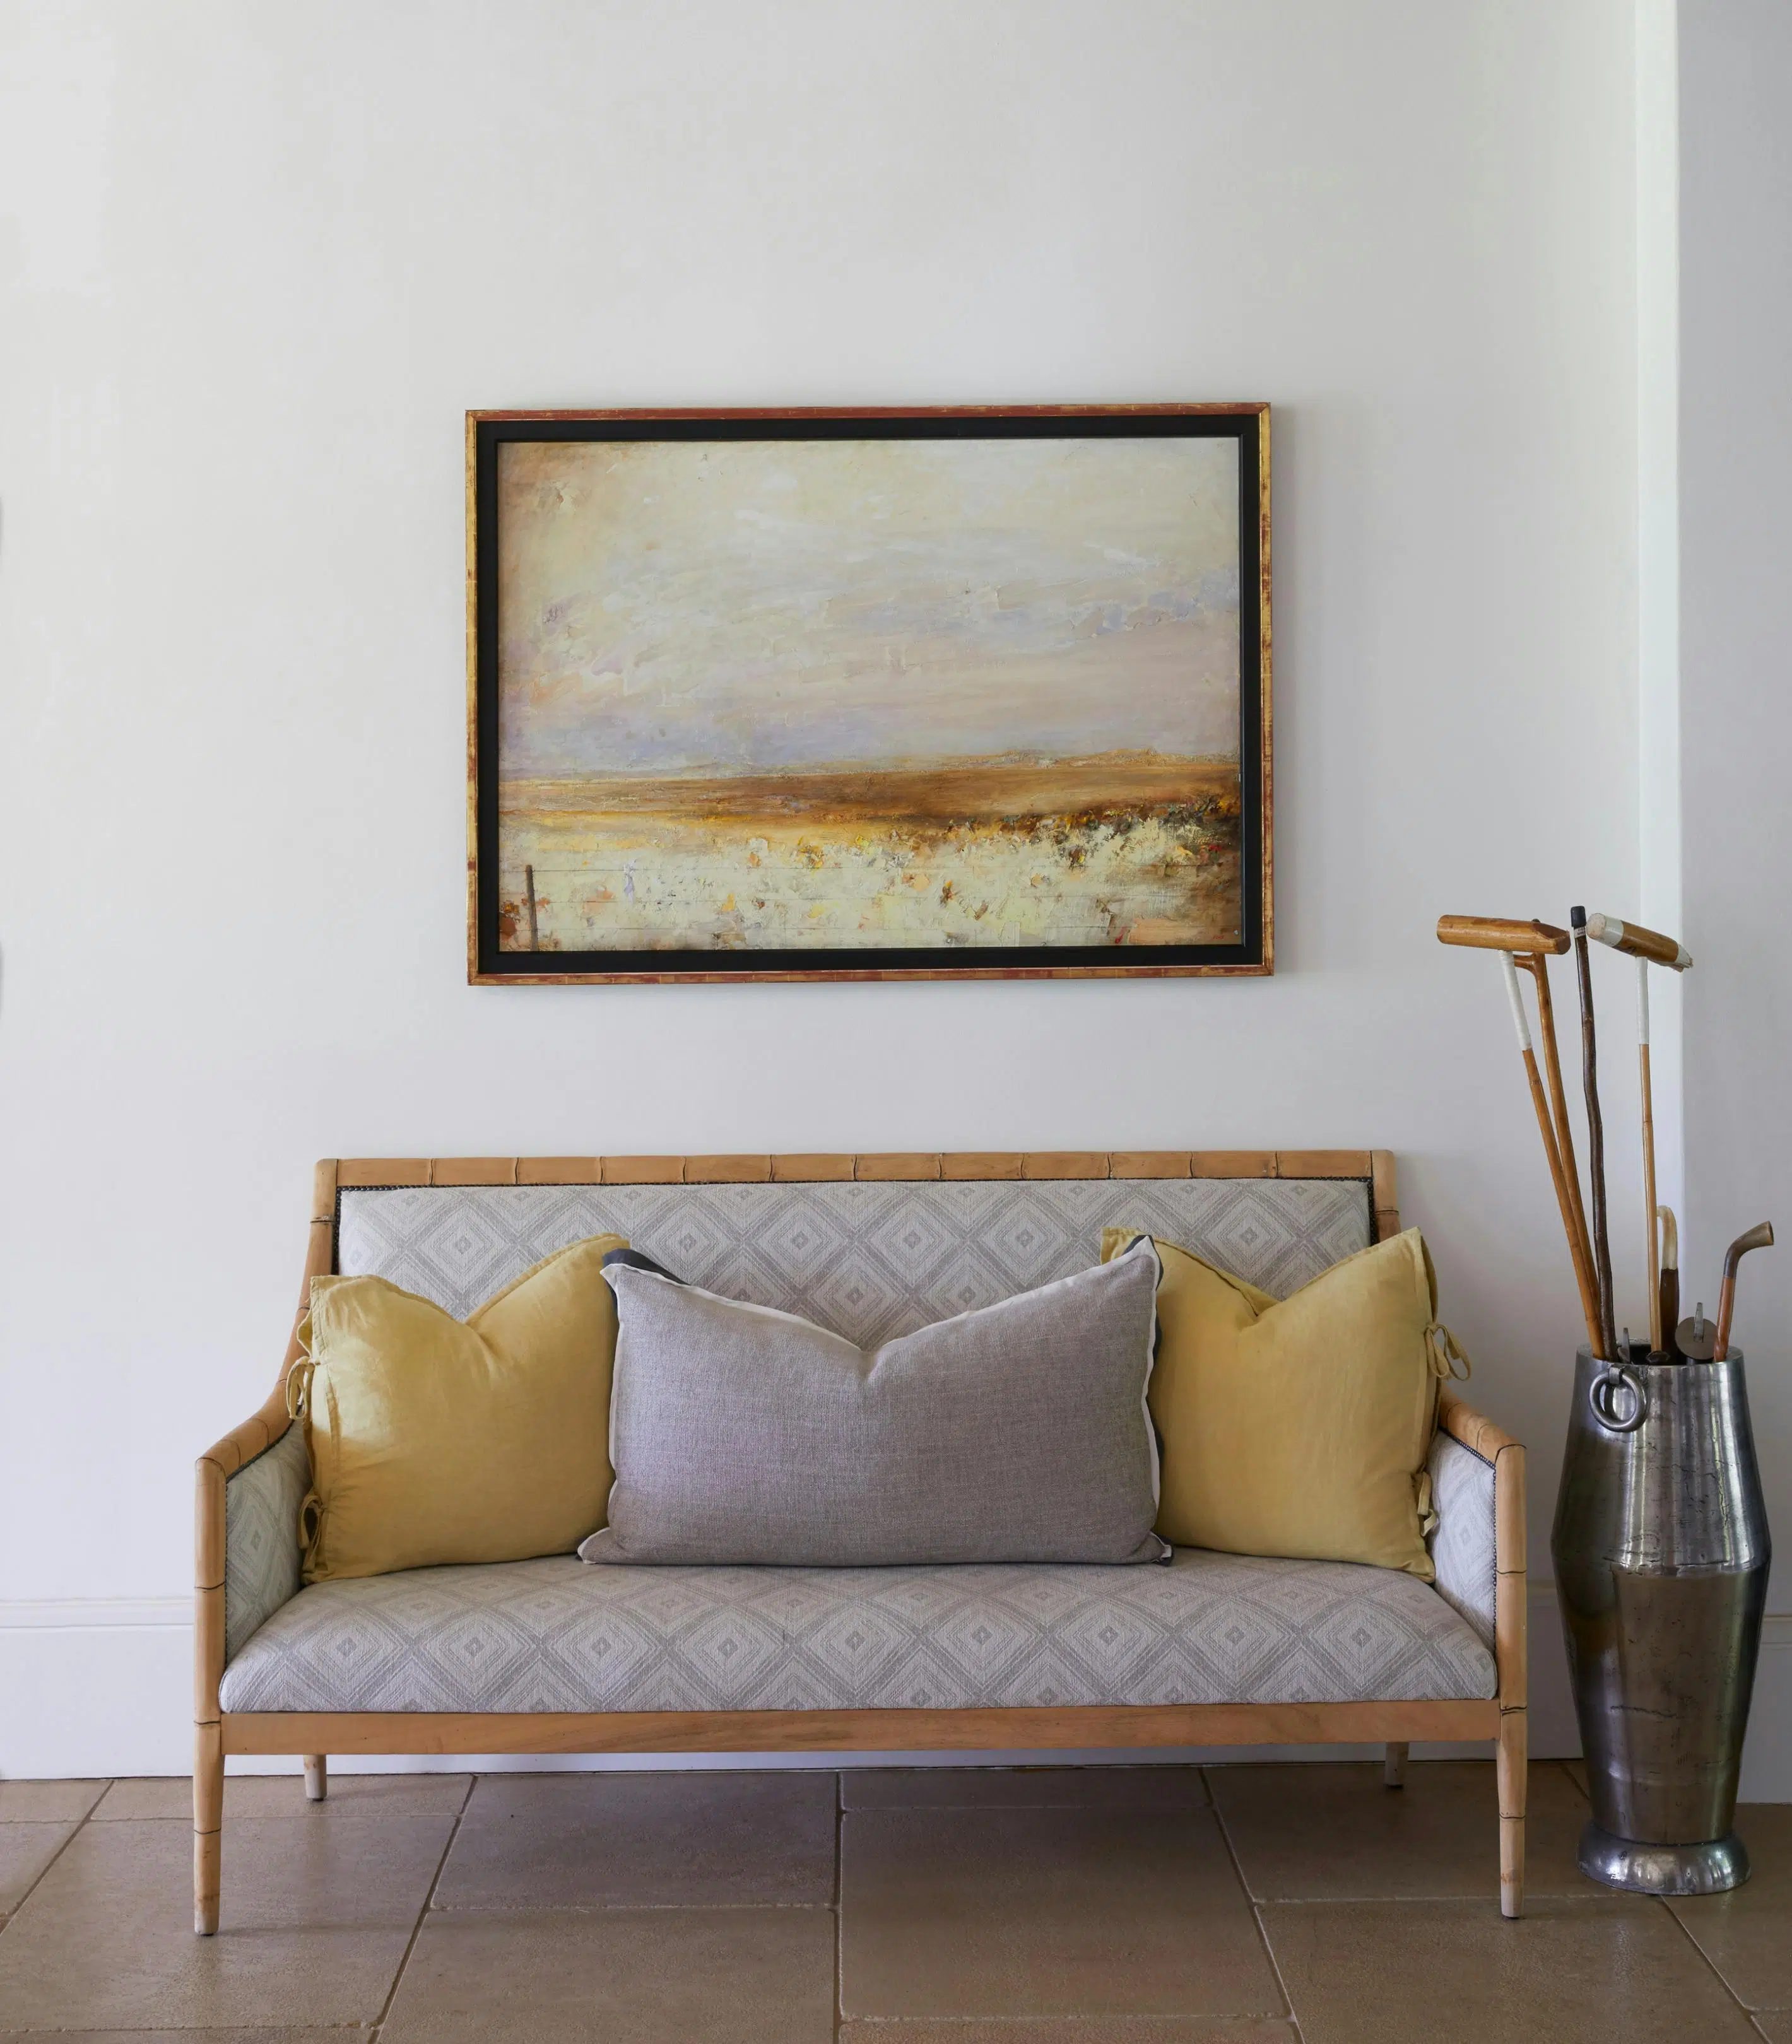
[1571,907,1620,1361]
[1713,1223,1775,1363]
[1658,1205,1681,1360]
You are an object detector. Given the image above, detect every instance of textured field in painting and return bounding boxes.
[498,755,1241,954]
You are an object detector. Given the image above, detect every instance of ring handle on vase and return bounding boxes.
[1589,1360,1648,1434]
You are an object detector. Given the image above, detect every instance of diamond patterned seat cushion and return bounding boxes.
[218,1546,1495,1714]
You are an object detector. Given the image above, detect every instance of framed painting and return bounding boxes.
[468,405,1271,983]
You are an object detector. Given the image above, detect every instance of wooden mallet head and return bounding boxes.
[1437,915,1571,956]
[1584,912,1692,971]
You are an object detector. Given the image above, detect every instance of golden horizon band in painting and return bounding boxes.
[469,408,1270,982]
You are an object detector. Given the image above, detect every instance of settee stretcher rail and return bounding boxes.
[219,1699,1503,1758]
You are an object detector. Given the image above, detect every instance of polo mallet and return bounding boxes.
[1437,916,1602,1353]
[1657,1205,1680,1361]
[1586,913,1693,1356]
[1713,1223,1774,1362]
[1570,907,1620,1361]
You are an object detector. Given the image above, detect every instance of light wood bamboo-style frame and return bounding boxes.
[194,1149,1526,1932]
[466,406,1273,984]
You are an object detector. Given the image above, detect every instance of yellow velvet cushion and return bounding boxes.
[292,1232,628,1583]
[1101,1226,1444,1578]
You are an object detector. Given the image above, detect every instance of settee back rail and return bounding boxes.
[193,1151,1526,1932]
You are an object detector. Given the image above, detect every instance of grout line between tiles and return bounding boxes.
[426,1899,838,1913]
[367,1768,475,2041]
[1657,1887,1770,2031]
[1201,1765,1303,2041]
[0,1778,113,1933]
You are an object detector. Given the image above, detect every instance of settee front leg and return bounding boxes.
[1494,1435,1528,1919]
[1435,1390,1528,1918]
[1383,1741,1408,1788]
[304,1754,328,1802]
[1499,1702,1528,1919]
[194,1720,223,1935]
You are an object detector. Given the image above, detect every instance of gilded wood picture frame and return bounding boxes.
[468,406,1271,984]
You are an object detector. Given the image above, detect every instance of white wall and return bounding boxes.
[0,0,1689,1777]
[1679,0,1792,1792]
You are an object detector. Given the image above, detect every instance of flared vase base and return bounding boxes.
[1577,1821,1750,1895]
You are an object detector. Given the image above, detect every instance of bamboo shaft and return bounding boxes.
[1523,1044,1603,1353]
[1524,955,1593,1283]
[1641,1042,1660,1352]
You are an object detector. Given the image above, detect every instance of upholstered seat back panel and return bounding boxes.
[337,1177,1371,1346]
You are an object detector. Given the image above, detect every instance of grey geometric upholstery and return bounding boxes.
[223,1424,310,1662]
[336,1177,1372,1347]
[1427,1433,1499,1651]
[218,1546,1495,1714]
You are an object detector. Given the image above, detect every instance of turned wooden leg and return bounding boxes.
[194,1720,223,1935]
[1383,1741,1409,1788]
[304,1754,327,1802]
[1498,1705,1528,1918]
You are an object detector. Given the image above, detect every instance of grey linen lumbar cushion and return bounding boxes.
[581,1238,1168,1567]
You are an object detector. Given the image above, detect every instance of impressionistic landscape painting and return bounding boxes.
[495,434,1244,956]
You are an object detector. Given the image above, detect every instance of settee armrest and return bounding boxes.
[1429,1390,1525,1712]
[196,1392,312,1720]
[196,1163,334,1730]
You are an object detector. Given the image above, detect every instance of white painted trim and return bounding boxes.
[0,1597,191,1630]
[6,1587,1786,1647]
[1525,1581,1792,1653]
[1,1586,1786,1792]
[3,1587,1787,1648]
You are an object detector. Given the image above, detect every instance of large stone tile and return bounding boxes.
[1260,1895,1760,2042]
[0,1821,78,1913]
[1208,1761,1597,1901]
[845,1765,1209,1811]
[0,1778,108,1821]
[93,1772,472,1819]
[380,1905,835,2043]
[433,1770,835,1910]
[841,1804,1282,2019]
[840,2023,1298,2041]
[1670,1804,1792,2010]
[1752,2017,1792,2043]
[0,1811,451,2030]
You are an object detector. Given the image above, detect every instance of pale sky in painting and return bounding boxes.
[497,435,1242,777]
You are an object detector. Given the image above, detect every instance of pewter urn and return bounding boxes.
[1552,1344,1771,1894]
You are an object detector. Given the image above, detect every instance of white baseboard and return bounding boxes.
[3,1589,1788,1795]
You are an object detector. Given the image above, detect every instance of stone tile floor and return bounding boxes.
[0,1761,1786,2040]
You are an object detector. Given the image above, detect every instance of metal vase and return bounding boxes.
[1552,1344,1771,1894]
